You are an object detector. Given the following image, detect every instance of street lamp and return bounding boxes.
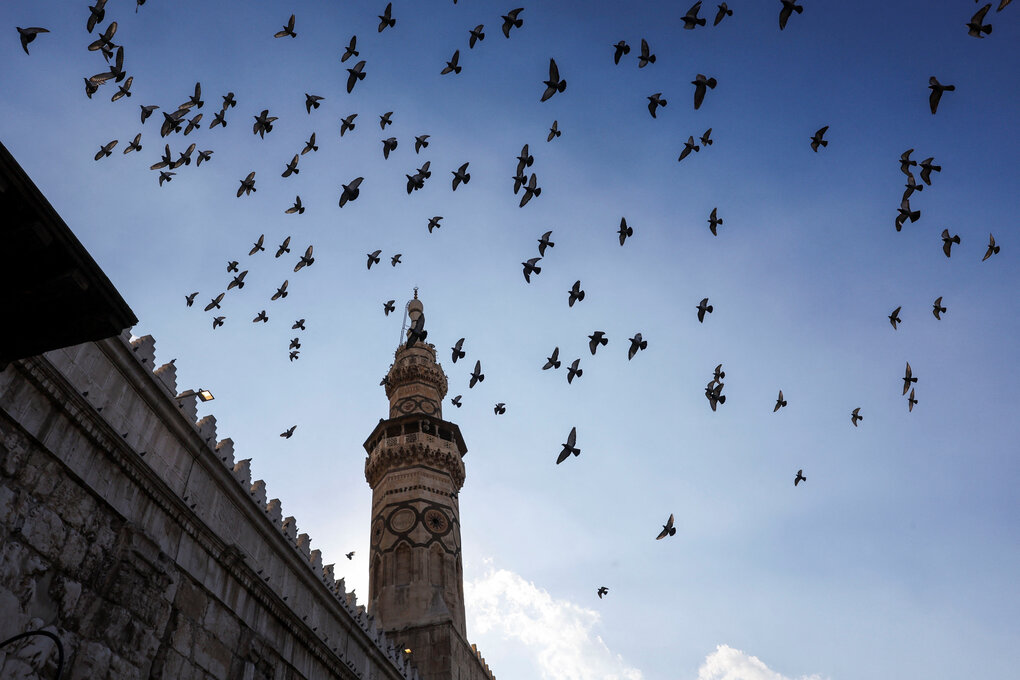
[175,389,214,402]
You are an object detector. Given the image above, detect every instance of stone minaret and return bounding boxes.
[363,295,474,677]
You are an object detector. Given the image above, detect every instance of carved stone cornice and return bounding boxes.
[384,361,448,401]
[366,440,465,490]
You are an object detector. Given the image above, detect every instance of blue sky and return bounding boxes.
[3,1,1019,678]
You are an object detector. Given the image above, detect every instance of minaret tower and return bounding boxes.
[362,294,473,676]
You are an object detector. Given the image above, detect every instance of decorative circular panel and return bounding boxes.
[423,508,450,535]
[388,507,417,533]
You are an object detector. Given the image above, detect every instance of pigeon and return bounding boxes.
[566,359,583,384]
[383,300,396,316]
[908,388,918,412]
[682,2,707,29]
[339,177,364,207]
[656,513,676,540]
[557,427,580,464]
[628,333,647,360]
[282,154,300,178]
[212,316,225,329]
[895,199,920,231]
[941,229,960,257]
[228,261,239,274]
[171,143,196,169]
[451,338,466,362]
[701,128,714,146]
[469,360,485,388]
[637,38,657,69]
[597,586,609,599]
[379,112,393,129]
[851,407,862,427]
[589,331,608,355]
[17,27,50,55]
[111,77,133,102]
[305,94,324,114]
[391,253,402,267]
[708,208,723,236]
[94,140,118,160]
[613,40,630,64]
[919,157,941,185]
[250,234,266,256]
[493,403,506,415]
[705,381,726,411]
[211,110,227,128]
[519,174,542,207]
[275,14,296,38]
[286,196,305,214]
[289,338,301,350]
[204,293,225,312]
[196,149,213,166]
[522,257,542,283]
[541,59,567,101]
[983,234,1000,261]
[346,60,367,93]
[543,347,561,370]
[442,50,462,75]
[678,136,701,161]
[406,313,427,348]
[794,469,806,486]
[452,163,471,190]
[451,395,463,408]
[512,170,527,195]
[469,24,485,48]
[237,172,257,197]
[292,320,305,330]
[346,551,355,560]
[902,361,917,395]
[899,149,918,177]
[382,137,398,159]
[779,1,804,30]
[932,296,946,320]
[967,4,993,37]
[928,77,955,114]
[222,92,237,108]
[140,105,159,123]
[341,35,358,62]
[227,270,248,290]
[302,133,318,154]
[186,82,204,108]
[415,135,430,153]
[810,126,829,152]
[889,306,902,329]
[692,74,718,110]
[253,110,277,137]
[548,120,561,141]
[271,280,289,301]
[185,292,198,307]
[903,174,924,201]
[366,250,381,269]
[538,231,555,256]
[280,426,297,439]
[83,77,101,99]
[774,390,787,412]
[340,113,358,136]
[378,2,395,32]
[502,8,524,38]
[87,21,117,54]
[618,217,633,245]
[999,0,1012,13]
[517,143,534,170]
[428,216,443,233]
[294,245,315,272]
[714,3,733,25]
[697,297,713,322]
[648,93,668,118]
[158,171,175,186]
[568,281,585,307]
[87,1,107,33]
[713,364,725,382]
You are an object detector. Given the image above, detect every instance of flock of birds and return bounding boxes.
[12,0,1014,609]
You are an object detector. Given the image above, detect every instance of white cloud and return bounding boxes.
[465,566,643,680]
[697,645,827,680]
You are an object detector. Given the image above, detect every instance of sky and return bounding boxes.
[3,1,1019,678]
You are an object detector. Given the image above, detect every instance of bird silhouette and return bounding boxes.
[701,128,714,146]
[253,309,268,323]
[548,120,561,141]
[252,110,277,138]
[237,172,256,197]
[196,149,213,166]
[204,293,224,312]
[692,74,718,110]
[919,157,941,185]
[415,135,430,153]
[383,300,396,316]
[250,234,266,256]
[522,257,542,283]
[899,149,918,177]
[271,280,289,301]
[452,163,471,190]
[302,133,318,154]
[519,174,542,207]
[810,126,829,152]
[557,427,580,464]
[366,250,381,269]
[282,155,300,178]
[902,362,917,395]
[227,261,239,273]
[340,177,364,206]
[451,395,463,408]
[390,253,402,267]
[851,407,862,427]
[18,27,50,55]
[289,350,300,362]
[379,112,393,129]
[567,359,583,384]
[678,136,701,162]
[774,390,787,412]
[378,3,395,32]
[405,313,427,348]
[276,236,291,258]
[275,14,296,38]
[94,140,118,160]
[469,360,485,388]
[227,270,247,290]
[589,331,608,355]
[903,175,923,201]
[983,234,1000,261]
[618,217,633,245]
[451,338,466,362]
[294,246,314,272]
[568,281,585,307]
[286,196,305,215]
[928,76,955,114]
[493,403,506,415]
[280,426,297,438]
[967,4,993,37]
[908,388,918,412]
[543,347,561,370]
[597,586,609,599]
[708,208,723,236]
[628,333,648,360]
[541,59,567,101]
[697,297,714,323]
[293,319,305,331]
[538,231,555,256]
[212,316,225,329]
[185,292,198,307]
[656,513,676,540]
[427,216,443,233]
[648,93,668,118]
[340,113,358,136]
[158,171,175,186]
[87,1,107,33]
[889,306,902,329]
[941,229,960,257]
[140,105,159,123]
[502,8,524,38]
[715,3,733,25]
[613,40,630,64]
[638,39,656,68]
[683,2,707,28]
[469,25,485,48]
[305,94,324,114]
[895,199,920,231]
[346,61,367,93]
[779,1,804,30]
[794,469,806,486]
[932,296,946,320]
[442,50,462,75]
[382,137,398,159]
[346,551,355,560]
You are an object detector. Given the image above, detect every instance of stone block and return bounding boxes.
[250,480,267,507]
[129,335,156,368]
[153,362,178,397]
[174,578,209,622]
[233,459,252,488]
[69,640,112,680]
[20,506,66,558]
[192,627,232,678]
[265,499,282,525]
[215,438,235,467]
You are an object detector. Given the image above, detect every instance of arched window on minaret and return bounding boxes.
[429,544,444,587]
[395,543,412,584]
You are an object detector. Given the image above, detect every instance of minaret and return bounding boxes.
[362,294,472,675]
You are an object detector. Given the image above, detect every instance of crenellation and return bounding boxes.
[195,415,217,447]
[282,515,298,542]
[153,360,177,397]
[309,548,323,573]
[232,458,252,488]
[296,532,311,559]
[215,437,235,467]
[250,479,267,506]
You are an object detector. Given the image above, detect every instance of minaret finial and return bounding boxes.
[413,286,418,300]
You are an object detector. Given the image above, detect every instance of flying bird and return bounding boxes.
[451,395,462,408]
[379,111,393,130]
[140,105,159,123]
[589,331,608,355]
[339,177,364,207]
[378,3,395,32]
[519,174,542,207]
[111,77,133,102]
[294,245,315,272]
[346,551,355,560]
[451,338,466,362]
[493,403,506,415]
[628,333,647,360]
[442,50,462,75]
[390,253,402,267]
[305,94,324,114]
[895,199,920,231]
[151,145,174,170]
[427,216,443,233]
[851,408,862,427]
[941,229,960,257]
[774,390,787,412]
[286,196,305,214]
[196,149,213,166]
[899,149,917,177]
[903,175,923,201]
[292,320,305,330]
[211,110,227,128]
[271,280,289,301]
[94,140,118,160]
[469,360,485,388]
[289,338,301,350]
[794,469,806,486]
[932,296,946,320]
[697,298,713,323]
[568,280,585,307]
[541,59,567,101]
[902,362,917,395]
[701,128,714,147]
[810,126,829,152]
[366,249,381,269]
[275,14,297,38]
[406,313,427,348]
[638,38,656,67]
[212,316,225,329]
[252,110,277,137]
[612,40,630,64]
[692,74,718,110]
[382,137,398,159]
[656,513,676,540]
[17,27,49,55]
[597,586,609,599]
[647,93,668,118]
[919,157,941,185]
[708,208,723,236]
[983,234,1000,261]
[543,347,561,370]
[340,113,358,136]
[204,293,225,312]
[415,135,430,153]
[502,8,524,38]
[678,136,701,161]
[227,270,247,290]
[538,231,555,256]
[928,76,955,114]
[618,217,633,245]
[715,3,733,25]
[185,292,198,307]
[522,257,542,283]
[158,171,175,186]
[557,427,580,464]
[908,388,918,412]
[341,36,358,62]
[967,4,993,37]
[469,25,485,48]
[452,163,471,190]
[282,154,300,178]
[222,92,237,108]
[237,172,256,197]
[280,426,297,439]
[87,1,107,33]
[250,234,265,256]
[779,1,804,30]
[682,2,707,29]
[346,60,367,93]
[566,359,583,384]
[302,134,318,155]
[384,300,396,316]
[888,306,902,329]
[548,120,561,141]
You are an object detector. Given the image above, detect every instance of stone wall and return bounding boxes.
[0,331,420,680]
